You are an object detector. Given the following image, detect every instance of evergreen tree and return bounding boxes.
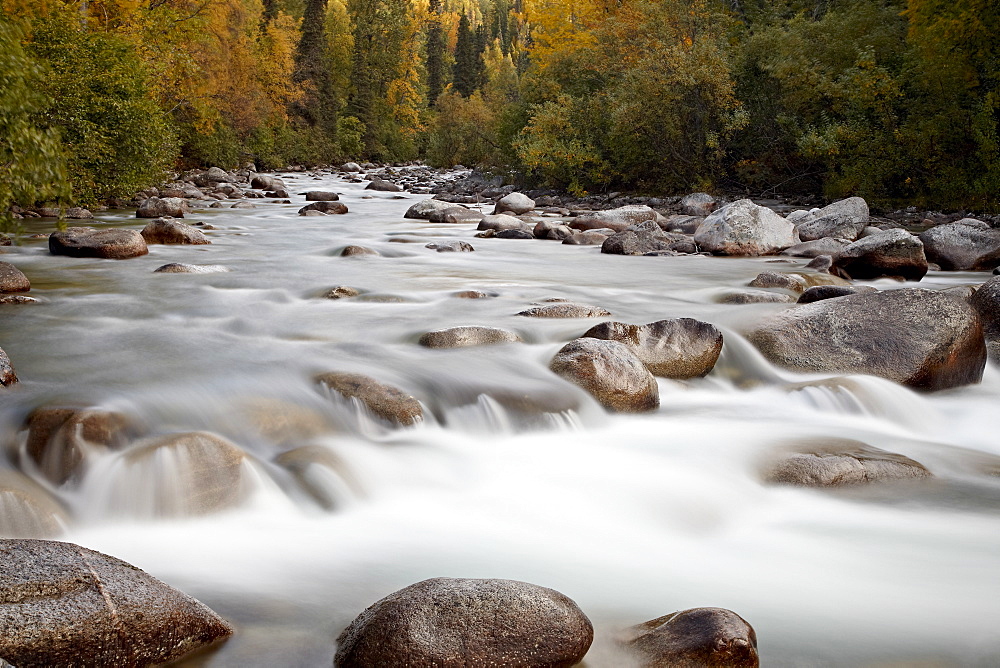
[426,0,446,106]
[293,0,337,134]
[453,12,481,96]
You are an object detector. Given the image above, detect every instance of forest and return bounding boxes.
[1,0,998,213]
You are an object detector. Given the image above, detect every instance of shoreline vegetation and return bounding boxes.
[2,0,999,228]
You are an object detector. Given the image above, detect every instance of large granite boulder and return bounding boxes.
[680,193,720,217]
[140,218,211,245]
[136,197,190,219]
[404,199,457,220]
[745,288,987,391]
[316,372,423,426]
[0,262,30,293]
[621,607,759,668]
[795,214,867,242]
[0,539,233,667]
[581,319,723,379]
[335,578,593,668]
[694,199,797,256]
[429,206,483,225]
[49,228,148,259]
[571,205,661,233]
[250,174,285,191]
[492,192,535,215]
[970,275,1000,359]
[601,229,681,256]
[550,338,659,412]
[831,228,928,281]
[762,438,931,487]
[477,214,529,232]
[918,219,1000,271]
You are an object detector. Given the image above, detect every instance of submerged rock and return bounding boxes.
[746,288,986,391]
[153,263,230,274]
[0,539,233,667]
[621,607,759,668]
[0,471,67,538]
[299,201,348,215]
[140,218,211,245]
[718,290,795,304]
[418,326,521,348]
[0,347,16,386]
[762,439,931,486]
[518,303,611,318]
[0,262,30,293]
[582,319,723,379]
[426,240,474,252]
[324,285,361,299]
[316,372,423,426]
[335,578,593,668]
[550,338,659,412]
[572,205,661,233]
[341,245,379,257]
[796,285,876,304]
[25,407,133,485]
[694,200,797,256]
[49,228,148,260]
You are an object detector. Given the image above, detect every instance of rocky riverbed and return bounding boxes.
[0,165,999,666]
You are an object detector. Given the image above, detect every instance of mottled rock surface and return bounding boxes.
[49,228,148,260]
[621,607,759,668]
[550,338,659,412]
[582,319,723,379]
[418,326,521,348]
[317,372,423,426]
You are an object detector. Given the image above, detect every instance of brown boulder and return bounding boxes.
[621,607,759,668]
[762,439,931,487]
[49,228,148,260]
[418,326,521,348]
[316,372,423,426]
[549,338,659,412]
[299,201,348,215]
[0,539,233,667]
[305,191,340,201]
[582,319,723,379]
[140,218,211,245]
[365,178,402,192]
[25,407,133,485]
[136,196,190,218]
[0,262,30,293]
[341,245,379,257]
[324,285,361,299]
[335,578,593,668]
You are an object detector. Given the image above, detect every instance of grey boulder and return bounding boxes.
[581,319,723,379]
[694,199,797,256]
[550,338,659,412]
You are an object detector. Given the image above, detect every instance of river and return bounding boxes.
[1,170,998,667]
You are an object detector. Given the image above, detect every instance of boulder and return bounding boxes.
[0,296,37,305]
[477,214,528,232]
[0,472,66,537]
[805,255,834,272]
[492,192,535,215]
[0,539,233,667]
[762,438,931,487]
[747,271,808,293]
[25,407,132,485]
[64,207,93,219]
[426,240,474,252]
[299,201,348,215]
[601,230,674,256]
[453,290,494,299]
[918,219,1000,271]
[780,237,851,258]
[795,214,867,242]
[418,326,521,349]
[136,197,189,219]
[403,199,456,220]
[970,276,1000,359]
[496,229,534,239]
[581,319,723,379]
[0,234,10,246]
[746,288,987,391]
[621,608,758,668]
[341,245,379,257]
[831,229,928,281]
[0,262,30,293]
[571,205,661,233]
[0,347,16,386]
[250,174,285,191]
[140,218,211,245]
[365,178,402,192]
[797,285,876,303]
[564,231,609,245]
[680,193,720,217]
[49,228,148,260]
[335,578,593,668]
[266,188,290,198]
[718,291,795,304]
[518,303,611,318]
[324,286,361,299]
[550,338,659,412]
[205,166,231,183]
[153,263,229,274]
[230,201,255,210]
[341,162,362,172]
[316,372,423,426]
[694,199,797,256]
[816,196,869,221]
[305,191,340,202]
[429,206,483,225]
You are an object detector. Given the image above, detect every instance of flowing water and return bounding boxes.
[1,171,999,667]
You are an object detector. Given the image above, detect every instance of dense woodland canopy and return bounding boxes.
[1,0,998,212]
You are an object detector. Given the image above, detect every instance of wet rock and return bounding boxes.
[230,201,255,210]
[797,285,876,303]
[275,445,357,510]
[305,191,340,201]
[335,578,592,668]
[496,228,534,239]
[238,399,332,446]
[136,196,190,219]
[453,290,494,299]
[748,271,808,293]
[324,285,361,299]
[718,290,795,304]
[124,432,249,515]
[746,288,986,391]
[153,263,229,274]
[316,372,423,426]
[518,303,611,318]
[299,201,348,215]
[805,255,834,272]
[571,205,662,233]
[602,229,674,256]
[341,162,362,172]
[0,347,16,386]
[140,218,211,245]
[970,276,1000,359]
[780,237,851,258]
[694,199,797,256]
[477,213,527,232]
[403,198,456,220]
[206,166,232,183]
[680,192,720,217]
[418,326,521,348]
[663,215,704,234]
[49,228,148,260]
[426,240,474,252]
[762,439,931,486]
[582,319,723,379]
[250,174,285,191]
[25,407,133,485]
[0,295,37,304]
[365,178,402,192]
[0,262,30,293]
[533,219,573,239]
[492,192,535,215]
[429,206,483,225]
[0,471,67,537]
[341,245,379,257]
[564,231,609,245]
[266,188,290,198]
[621,607,759,668]
[831,228,928,281]
[796,214,867,242]
[0,234,10,246]
[550,338,659,412]
[0,539,233,666]
[918,219,1000,271]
